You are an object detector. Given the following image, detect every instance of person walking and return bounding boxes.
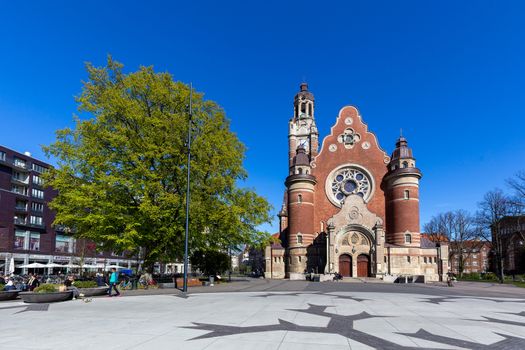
[107,268,120,297]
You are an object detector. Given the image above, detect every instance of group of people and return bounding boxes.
[1,268,135,298]
[1,273,40,291]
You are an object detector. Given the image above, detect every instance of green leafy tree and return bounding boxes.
[44,57,272,271]
[190,249,230,276]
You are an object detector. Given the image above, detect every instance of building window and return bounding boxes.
[0,151,5,161]
[30,215,43,226]
[298,256,302,262]
[297,194,302,203]
[407,256,411,263]
[13,230,40,251]
[434,257,437,263]
[32,174,43,186]
[384,256,387,263]
[12,185,28,196]
[29,232,40,250]
[13,157,27,168]
[15,200,27,210]
[31,163,47,173]
[297,234,303,244]
[14,230,27,250]
[402,161,408,168]
[32,189,44,199]
[31,202,44,212]
[13,171,29,183]
[55,235,76,253]
[405,234,412,244]
[424,257,427,263]
[404,190,410,200]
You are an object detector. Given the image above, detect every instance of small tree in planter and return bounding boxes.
[34,284,59,293]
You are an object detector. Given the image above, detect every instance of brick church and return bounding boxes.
[265,83,449,282]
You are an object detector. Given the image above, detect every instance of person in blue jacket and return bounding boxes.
[107,268,121,297]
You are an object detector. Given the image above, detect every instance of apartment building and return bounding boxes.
[0,145,138,275]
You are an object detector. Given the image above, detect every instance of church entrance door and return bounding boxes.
[339,254,352,277]
[357,254,369,277]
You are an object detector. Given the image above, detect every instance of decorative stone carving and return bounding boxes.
[342,235,350,246]
[328,195,383,235]
[344,117,353,125]
[351,233,359,244]
[362,141,370,149]
[329,144,337,152]
[337,128,361,149]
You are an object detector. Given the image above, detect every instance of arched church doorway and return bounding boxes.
[339,254,352,277]
[357,254,370,277]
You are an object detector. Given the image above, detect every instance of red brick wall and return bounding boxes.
[287,187,315,247]
[311,106,389,233]
[386,185,421,245]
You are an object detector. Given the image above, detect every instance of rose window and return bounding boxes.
[329,167,372,205]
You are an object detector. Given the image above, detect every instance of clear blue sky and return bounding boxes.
[1,1,524,233]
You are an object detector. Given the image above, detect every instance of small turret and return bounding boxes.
[383,135,422,247]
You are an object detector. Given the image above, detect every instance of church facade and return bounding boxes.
[265,84,448,282]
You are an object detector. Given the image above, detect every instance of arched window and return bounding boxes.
[407,256,411,263]
[402,161,408,168]
[308,103,312,116]
[404,190,410,200]
[297,194,302,204]
[405,234,412,244]
[298,168,303,175]
[297,234,303,244]
[301,103,306,113]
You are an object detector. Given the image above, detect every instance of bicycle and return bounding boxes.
[119,278,133,290]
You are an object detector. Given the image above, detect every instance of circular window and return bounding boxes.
[326,165,374,207]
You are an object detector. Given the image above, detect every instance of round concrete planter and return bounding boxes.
[19,290,73,303]
[78,287,108,297]
[0,290,20,301]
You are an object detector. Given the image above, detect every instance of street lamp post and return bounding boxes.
[183,84,193,293]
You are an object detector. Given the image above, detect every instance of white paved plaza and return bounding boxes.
[1,288,525,349]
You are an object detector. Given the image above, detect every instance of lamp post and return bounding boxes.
[183,84,193,293]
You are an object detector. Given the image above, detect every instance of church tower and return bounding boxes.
[285,83,318,279]
[383,136,422,247]
[288,83,319,170]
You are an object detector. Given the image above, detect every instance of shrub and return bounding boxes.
[462,272,480,280]
[34,284,59,293]
[73,280,97,288]
[481,272,498,281]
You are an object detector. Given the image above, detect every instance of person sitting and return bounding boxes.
[27,273,40,291]
[3,277,17,291]
[64,275,80,299]
[95,272,106,287]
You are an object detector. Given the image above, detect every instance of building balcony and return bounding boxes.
[11,177,30,185]
[29,222,46,229]
[14,218,28,225]
[12,162,29,171]
[14,205,28,212]
[11,190,29,197]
